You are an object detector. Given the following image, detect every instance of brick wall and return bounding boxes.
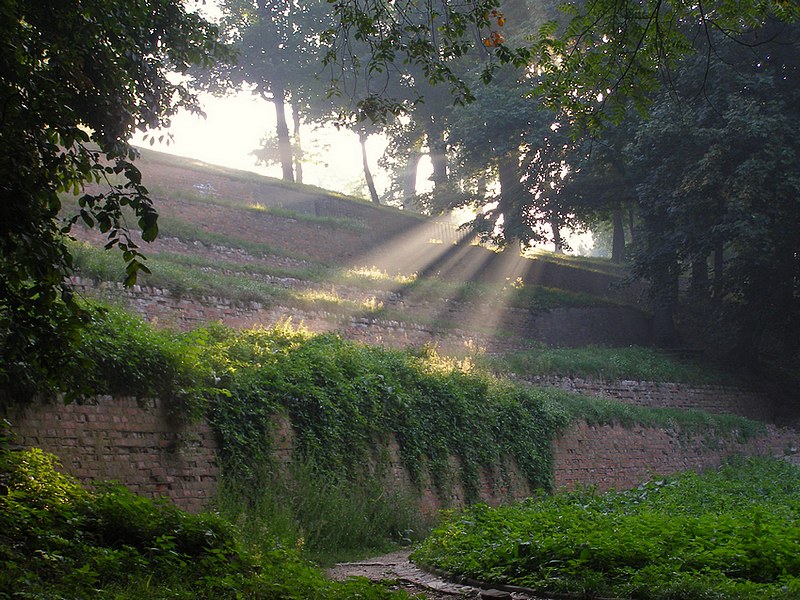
[552,421,798,492]
[1,396,219,514]
[3,395,796,514]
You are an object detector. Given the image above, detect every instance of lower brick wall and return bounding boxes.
[1,396,219,514]
[552,421,798,492]
[2,395,797,514]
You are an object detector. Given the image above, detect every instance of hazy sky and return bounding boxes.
[132,90,392,197]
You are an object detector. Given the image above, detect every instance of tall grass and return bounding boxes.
[217,461,431,566]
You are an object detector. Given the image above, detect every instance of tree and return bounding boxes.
[208,0,335,183]
[0,0,227,397]
[623,24,800,359]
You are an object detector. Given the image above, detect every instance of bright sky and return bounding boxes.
[131,91,393,198]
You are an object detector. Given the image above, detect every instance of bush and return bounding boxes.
[0,446,409,599]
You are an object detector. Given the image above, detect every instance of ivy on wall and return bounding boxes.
[206,324,570,501]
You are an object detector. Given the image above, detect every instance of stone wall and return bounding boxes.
[1,396,219,514]
[3,393,797,514]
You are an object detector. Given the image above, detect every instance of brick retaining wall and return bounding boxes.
[1,396,219,514]
[553,421,797,492]
[3,394,797,514]
[530,375,774,422]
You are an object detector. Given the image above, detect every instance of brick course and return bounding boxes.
[2,395,219,514]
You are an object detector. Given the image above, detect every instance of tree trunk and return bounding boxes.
[689,254,709,301]
[359,131,380,204]
[628,207,636,243]
[611,207,625,263]
[712,240,724,304]
[425,119,448,192]
[402,148,420,210]
[271,80,294,183]
[497,151,524,243]
[291,98,303,184]
[551,214,563,254]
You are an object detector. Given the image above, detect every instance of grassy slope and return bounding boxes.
[67,148,733,385]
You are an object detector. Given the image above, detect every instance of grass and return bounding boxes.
[524,248,630,275]
[413,456,800,599]
[482,345,737,385]
[217,460,432,566]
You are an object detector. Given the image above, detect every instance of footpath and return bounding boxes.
[327,550,545,599]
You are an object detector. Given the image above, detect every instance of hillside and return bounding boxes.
[70,148,651,355]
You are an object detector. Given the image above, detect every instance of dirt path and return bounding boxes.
[327,550,544,599]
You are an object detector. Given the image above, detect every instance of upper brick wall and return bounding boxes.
[530,375,775,422]
[553,421,798,493]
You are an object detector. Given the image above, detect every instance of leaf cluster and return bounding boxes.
[0,0,230,400]
[414,457,800,599]
[206,326,570,499]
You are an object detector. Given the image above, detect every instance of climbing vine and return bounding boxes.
[206,324,569,500]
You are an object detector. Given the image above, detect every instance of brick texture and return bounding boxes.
[3,393,797,514]
[2,396,219,514]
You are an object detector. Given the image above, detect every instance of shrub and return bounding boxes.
[0,446,409,599]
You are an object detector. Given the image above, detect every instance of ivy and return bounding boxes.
[207,327,570,500]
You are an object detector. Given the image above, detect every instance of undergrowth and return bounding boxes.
[0,446,409,599]
[413,457,800,599]
[7,305,769,569]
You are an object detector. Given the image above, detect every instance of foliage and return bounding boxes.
[206,325,569,498]
[483,345,736,385]
[413,457,800,599]
[73,303,215,417]
[622,25,800,363]
[0,446,410,598]
[217,459,430,565]
[0,0,229,399]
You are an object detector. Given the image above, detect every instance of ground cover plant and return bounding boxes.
[0,445,409,599]
[413,457,800,599]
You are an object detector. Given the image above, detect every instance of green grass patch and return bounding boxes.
[217,460,431,566]
[156,215,311,262]
[0,446,409,599]
[245,203,367,231]
[483,345,736,385]
[413,456,800,599]
[526,248,629,275]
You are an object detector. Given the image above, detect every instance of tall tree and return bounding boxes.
[0,0,227,397]
[211,0,332,182]
[624,24,800,358]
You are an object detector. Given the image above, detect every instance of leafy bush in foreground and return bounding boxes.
[413,457,800,599]
[0,446,408,599]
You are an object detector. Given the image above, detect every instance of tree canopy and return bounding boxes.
[0,0,228,396]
